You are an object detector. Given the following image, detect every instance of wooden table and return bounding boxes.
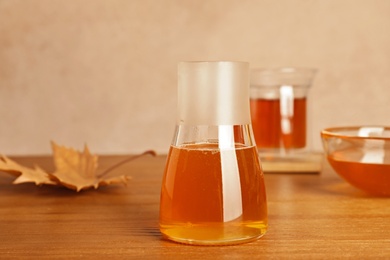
[1,155,389,259]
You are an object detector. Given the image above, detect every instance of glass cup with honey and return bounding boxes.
[250,68,320,172]
[159,61,268,245]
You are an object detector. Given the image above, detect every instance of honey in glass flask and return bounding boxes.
[160,143,267,245]
[159,61,268,245]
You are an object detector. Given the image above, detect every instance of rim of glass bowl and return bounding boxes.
[321,126,390,141]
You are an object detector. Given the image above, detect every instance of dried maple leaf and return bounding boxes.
[50,142,156,191]
[0,155,56,185]
[49,142,101,191]
[0,141,156,191]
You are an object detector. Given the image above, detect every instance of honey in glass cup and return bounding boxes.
[250,68,317,167]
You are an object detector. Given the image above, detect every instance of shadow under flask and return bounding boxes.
[159,61,268,245]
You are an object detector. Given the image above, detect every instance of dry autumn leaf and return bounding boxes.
[0,142,156,191]
[0,155,56,185]
[50,142,101,191]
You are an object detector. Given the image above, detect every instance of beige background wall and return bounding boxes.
[1,0,389,155]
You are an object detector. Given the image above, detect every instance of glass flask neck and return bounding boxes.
[177,61,251,126]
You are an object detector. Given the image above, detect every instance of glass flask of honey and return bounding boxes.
[159,61,268,245]
[250,68,320,172]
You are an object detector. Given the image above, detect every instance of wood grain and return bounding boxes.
[1,155,389,259]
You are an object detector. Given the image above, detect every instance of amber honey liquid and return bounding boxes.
[250,98,306,149]
[159,143,267,245]
[328,152,390,196]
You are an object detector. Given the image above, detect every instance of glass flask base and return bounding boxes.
[160,222,267,246]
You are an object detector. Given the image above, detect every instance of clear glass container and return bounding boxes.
[250,68,321,172]
[159,61,268,245]
[321,126,390,196]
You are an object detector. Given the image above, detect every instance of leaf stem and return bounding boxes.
[97,150,157,178]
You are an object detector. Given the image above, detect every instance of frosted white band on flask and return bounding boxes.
[178,61,251,126]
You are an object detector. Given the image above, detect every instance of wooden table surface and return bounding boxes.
[1,154,389,259]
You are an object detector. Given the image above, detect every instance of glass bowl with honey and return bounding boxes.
[321,126,390,196]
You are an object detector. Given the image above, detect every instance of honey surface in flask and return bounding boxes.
[250,97,306,149]
[159,143,268,245]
